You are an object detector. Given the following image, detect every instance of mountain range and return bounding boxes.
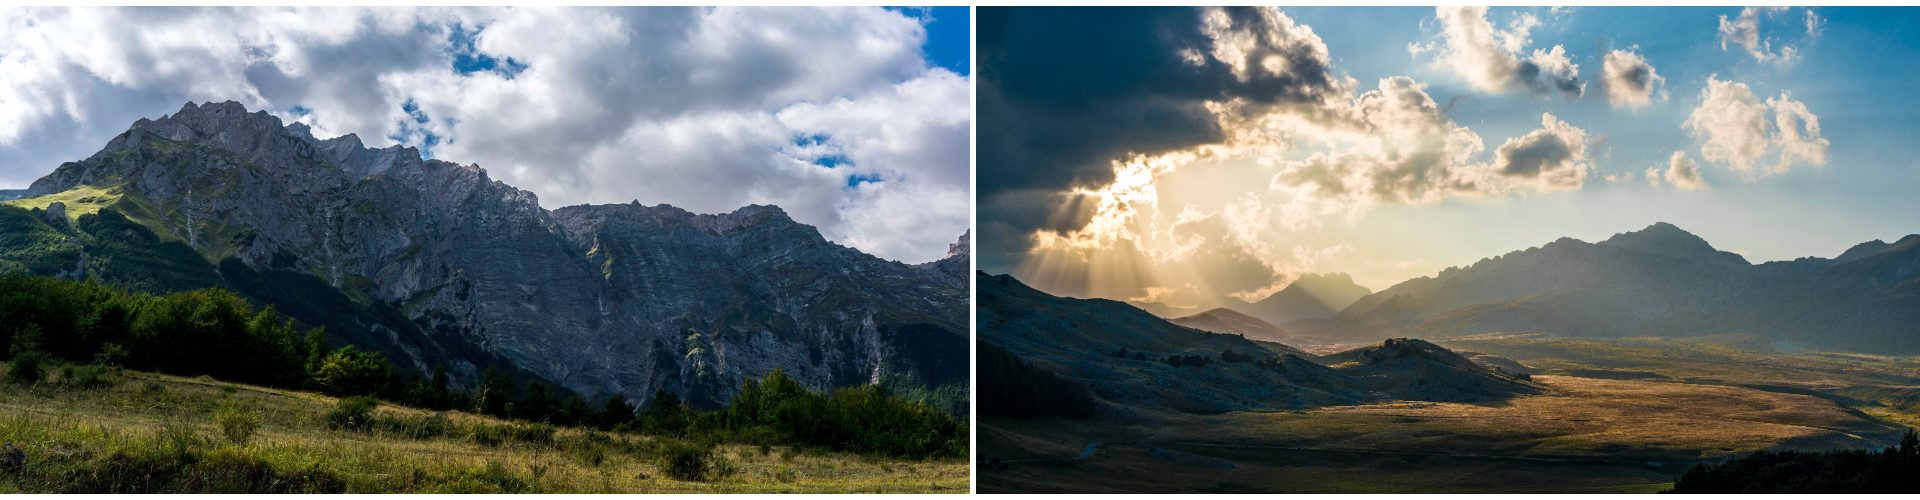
[0,101,969,409]
[1130,272,1372,330]
[1264,223,1920,354]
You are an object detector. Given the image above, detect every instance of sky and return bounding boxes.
[0,6,970,264]
[979,6,1920,311]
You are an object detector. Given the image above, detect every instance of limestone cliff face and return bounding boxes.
[23,101,968,406]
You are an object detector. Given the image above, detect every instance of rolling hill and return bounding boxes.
[977,272,1538,414]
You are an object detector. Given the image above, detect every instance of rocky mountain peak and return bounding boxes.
[1836,239,1893,263]
[1839,234,1920,263]
[114,100,285,146]
[947,231,970,260]
[1294,272,1356,288]
[1238,270,1374,326]
[284,121,314,140]
[1598,222,1748,265]
[725,204,794,224]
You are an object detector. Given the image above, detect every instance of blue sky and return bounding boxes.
[1283,6,1920,285]
[891,6,970,76]
[981,6,1920,305]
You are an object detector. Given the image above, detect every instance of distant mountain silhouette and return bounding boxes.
[1170,307,1300,345]
[1124,299,1205,319]
[1237,272,1372,325]
[1327,223,1920,354]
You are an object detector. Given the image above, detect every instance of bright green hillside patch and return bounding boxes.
[1,185,123,219]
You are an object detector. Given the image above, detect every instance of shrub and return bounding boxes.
[158,419,207,459]
[464,421,555,448]
[431,461,532,494]
[57,363,120,389]
[324,396,377,431]
[6,350,46,385]
[181,449,349,493]
[44,447,347,493]
[656,440,724,482]
[374,412,453,440]
[215,406,261,446]
[508,422,556,445]
[570,445,607,467]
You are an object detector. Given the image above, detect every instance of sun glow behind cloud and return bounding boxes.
[984,6,1872,313]
[1010,7,1605,309]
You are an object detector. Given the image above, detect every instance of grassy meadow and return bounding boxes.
[0,362,967,493]
[981,335,1920,493]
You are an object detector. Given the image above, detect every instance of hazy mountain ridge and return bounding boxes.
[1169,307,1300,345]
[1331,222,1920,353]
[1237,272,1373,325]
[0,101,967,407]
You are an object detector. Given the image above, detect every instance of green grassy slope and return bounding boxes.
[0,363,965,493]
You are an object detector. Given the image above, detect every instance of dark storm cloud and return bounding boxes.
[976,6,1344,270]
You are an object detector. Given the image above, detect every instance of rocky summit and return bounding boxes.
[1,101,969,409]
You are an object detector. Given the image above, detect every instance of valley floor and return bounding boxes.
[980,336,1920,493]
[0,364,967,493]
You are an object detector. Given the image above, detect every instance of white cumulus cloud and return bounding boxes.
[1683,76,1829,176]
[1645,150,1706,190]
[0,6,969,263]
[1413,6,1583,98]
[1718,6,1809,64]
[1600,49,1666,109]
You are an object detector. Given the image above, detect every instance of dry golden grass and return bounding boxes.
[981,374,1906,493]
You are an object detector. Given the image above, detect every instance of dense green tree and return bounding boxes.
[518,381,557,422]
[6,324,46,384]
[474,366,516,417]
[596,394,636,430]
[642,390,690,436]
[715,369,964,458]
[1902,428,1919,457]
[302,327,329,378]
[556,393,592,427]
[312,346,390,396]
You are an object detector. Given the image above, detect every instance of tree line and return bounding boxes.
[0,273,963,459]
[979,342,1095,419]
[1666,428,1920,493]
